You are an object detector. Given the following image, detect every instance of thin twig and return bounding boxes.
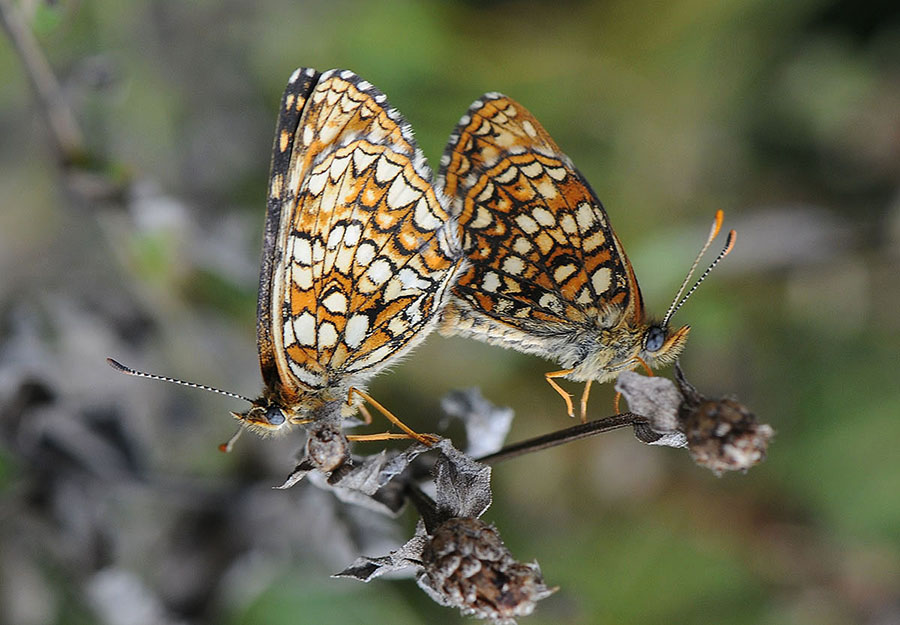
[406,480,444,533]
[476,412,646,466]
[0,0,85,161]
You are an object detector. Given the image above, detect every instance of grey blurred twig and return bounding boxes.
[0,0,85,162]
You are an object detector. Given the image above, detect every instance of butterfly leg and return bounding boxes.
[579,380,593,423]
[356,403,374,425]
[346,387,439,445]
[545,369,576,418]
[346,433,419,442]
[613,357,654,413]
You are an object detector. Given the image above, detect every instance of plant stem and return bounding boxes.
[476,412,646,465]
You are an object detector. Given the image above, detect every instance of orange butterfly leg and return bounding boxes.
[346,387,438,445]
[579,379,593,423]
[346,433,419,442]
[612,358,653,414]
[545,369,576,418]
[635,356,653,376]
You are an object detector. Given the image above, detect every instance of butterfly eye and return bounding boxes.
[645,326,666,353]
[265,406,286,426]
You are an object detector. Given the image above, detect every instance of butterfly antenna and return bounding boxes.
[663,228,736,327]
[662,210,735,327]
[106,357,254,403]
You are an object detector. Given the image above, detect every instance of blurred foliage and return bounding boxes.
[1,0,899,624]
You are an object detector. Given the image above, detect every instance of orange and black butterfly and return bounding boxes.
[110,68,462,446]
[437,93,733,421]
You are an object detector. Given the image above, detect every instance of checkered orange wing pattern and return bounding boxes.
[260,69,460,404]
[438,94,645,360]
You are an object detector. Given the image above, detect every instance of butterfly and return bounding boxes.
[109,68,462,448]
[437,93,734,422]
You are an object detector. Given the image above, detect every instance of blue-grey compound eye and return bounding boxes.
[645,326,666,352]
[265,406,286,426]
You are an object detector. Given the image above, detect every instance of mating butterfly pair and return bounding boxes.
[110,67,733,447]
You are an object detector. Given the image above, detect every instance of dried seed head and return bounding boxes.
[673,365,773,475]
[306,422,350,473]
[419,517,555,624]
[680,397,773,476]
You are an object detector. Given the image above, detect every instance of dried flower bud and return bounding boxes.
[675,365,774,476]
[306,421,350,473]
[419,517,555,624]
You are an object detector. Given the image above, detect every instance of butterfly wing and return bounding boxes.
[438,94,645,363]
[260,69,460,403]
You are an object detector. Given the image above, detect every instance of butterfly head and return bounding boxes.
[640,322,691,368]
[231,400,291,435]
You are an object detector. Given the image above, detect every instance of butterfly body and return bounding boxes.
[438,94,690,414]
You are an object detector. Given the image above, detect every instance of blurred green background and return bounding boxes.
[1,1,899,624]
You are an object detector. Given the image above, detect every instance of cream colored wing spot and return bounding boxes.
[317,321,339,349]
[515,214,540,235]
[531,206,556,227]
[329,154,351,181]
[470,206,493,229]
[546,166,567,181]
[375,156,402,184]
[413,197,442,231]
[326,224,346,250]
[322,291,348,313]
[388,316,410,336]
[512,237,532,254]
[559,214,577,235]
[282,316,296,346]
[355,241,377,266]
[293,312,317,346]
[353,147,378,172]
[343,314,370,349]
[494,166,517,184]
[554,264,577,283]
[591,267,612,295]
[293,265,314,290]
[365,258,393,287]
[295,237,313,266]
[520,161,543,178]
[502,256,525,275]
[333,246,355,274]
[575,202,596,231]
[387,174,421,208]
[482,272,501,293]
[476,181,495,202]
[302,124,314,146]
[306,169,328,196]
[398,267,432,291]
[311,238,325,265]
[343,223,362,247]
